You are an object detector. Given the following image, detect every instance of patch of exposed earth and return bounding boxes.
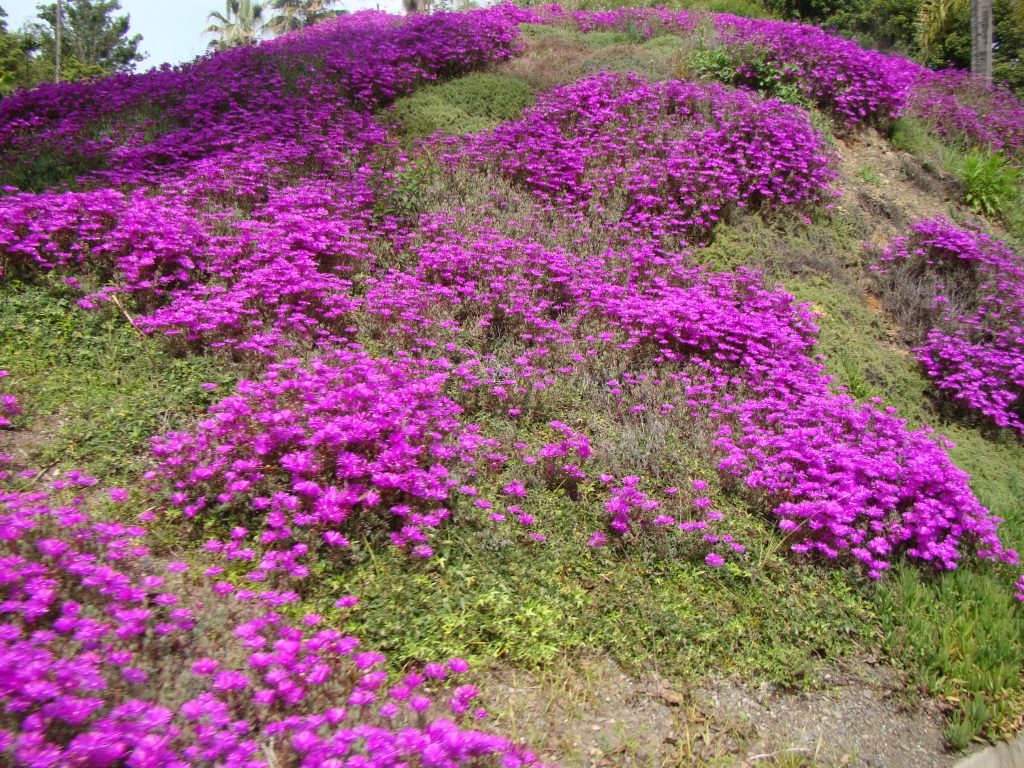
[483,655,955,767]
[693,659,954,768]
[834,129,961,248]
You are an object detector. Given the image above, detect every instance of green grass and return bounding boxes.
[889,116,949,171]
[0,277,236,481]
[855,164,883,186]
[877,557,1024,747]
[789,277,935,424]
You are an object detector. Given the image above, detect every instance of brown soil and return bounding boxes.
[1,414,64,482]
[483,655,955,767]
[833,129,960,248]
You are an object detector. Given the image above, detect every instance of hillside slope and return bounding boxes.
[1,6,1023,767]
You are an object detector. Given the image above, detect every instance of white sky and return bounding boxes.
[2,0,405,69]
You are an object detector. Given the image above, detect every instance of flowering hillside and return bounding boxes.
[2,4,1024,766]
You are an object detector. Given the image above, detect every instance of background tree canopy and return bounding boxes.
[0,0,143,94]
[32,0,145,76]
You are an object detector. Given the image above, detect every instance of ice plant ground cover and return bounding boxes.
[2,4,1024,765]
[875,219,1024,434]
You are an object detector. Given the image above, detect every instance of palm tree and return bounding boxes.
[971,0,994,82]
[205,0,267,50]
[266,0,342,35]
[917,0,965,60]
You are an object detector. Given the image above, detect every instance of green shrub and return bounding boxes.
[0,150,105,193]
[957,150,1021,220]
[888,116,949,173]
[690,45,813,109]
[672,0,771,16]
[390,72,536,140]
[373,154,442,224]
[390,93,492,140]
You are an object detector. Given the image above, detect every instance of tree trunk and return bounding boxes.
[402,0,429,13]
[55,0,62,83]
[971,0,993,84]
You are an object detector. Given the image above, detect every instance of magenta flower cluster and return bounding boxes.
[877,219,1024,433]
[518,4,921,125]
[0,467,545,767]
[450,72,837,242]
[713,14,922,125]
[715,391,1013,577]
[909,70,1024,163]
[0,371,19,432]
[149,351,469,570]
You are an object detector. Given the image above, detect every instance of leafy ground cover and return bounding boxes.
[1,5,1024,766]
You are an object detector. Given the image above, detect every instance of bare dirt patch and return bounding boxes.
[834,129,959,247]
[694,658,954,768]
[482,655,955,767]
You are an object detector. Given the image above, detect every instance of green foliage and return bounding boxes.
[828,0,921,54]
[677,0,771,16]
[0,277,235,481]
[855,164,883,185]
[390,72,536,140]
[266,0,344,35]
[306,456,874,682]
[916,0,971,68]
[0,150,107,193]
[888,116,949,172]
[372,153,442,225]
[994,0,1024,96]
[790,276,937,423]
[957,150,1022,220]
[205,0,267,50]
[0,9,48,96]
[690,45,813,110]
[701,210,866,282]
